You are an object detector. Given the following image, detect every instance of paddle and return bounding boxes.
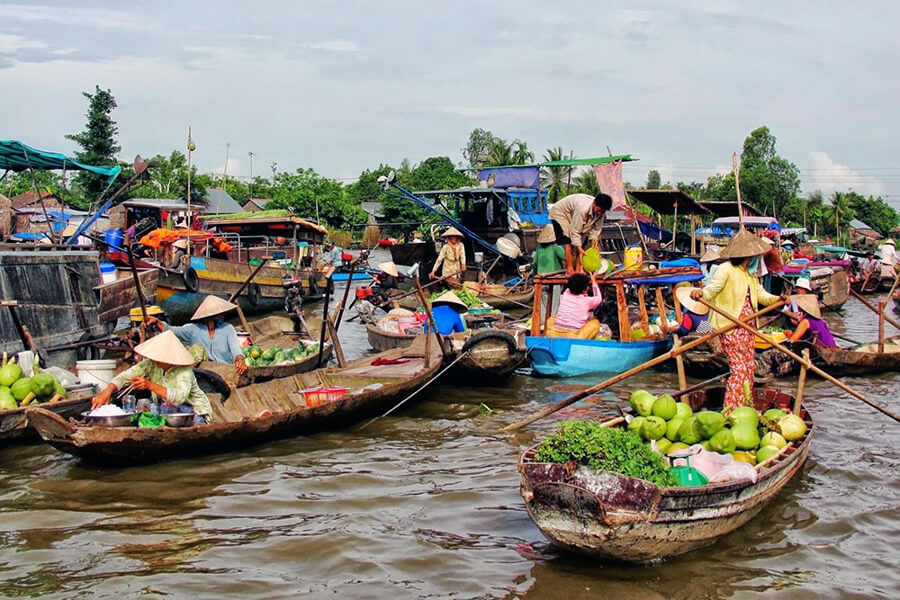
[698,298,900,423]
[503,301,785,432]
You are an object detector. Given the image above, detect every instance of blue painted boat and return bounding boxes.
[525,336,672,377]
[332,271,373,282]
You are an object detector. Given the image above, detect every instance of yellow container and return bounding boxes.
[755,330,787,350]
[624,246,643,270]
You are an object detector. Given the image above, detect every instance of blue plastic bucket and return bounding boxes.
[104,228,124,259]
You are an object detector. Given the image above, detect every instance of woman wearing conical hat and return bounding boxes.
[429,227,466,284]
[690,230,787,408]
[91,330,213,423]
[785,294,836,348]
[145,295,247,375]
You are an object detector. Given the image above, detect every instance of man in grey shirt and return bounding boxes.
[548,192,612,275]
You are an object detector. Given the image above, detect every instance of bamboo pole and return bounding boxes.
[413,276,447,366]
[878,300,886,354]
[793,348,809,415]
[503,301,785,432]
[673,335,687,391]
[851,288,900,331]
[334,259,357,331]
[698,298,900,423]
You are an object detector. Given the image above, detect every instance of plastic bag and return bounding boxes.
[674,444,757,484]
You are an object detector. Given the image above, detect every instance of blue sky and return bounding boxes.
[1,1,898,205]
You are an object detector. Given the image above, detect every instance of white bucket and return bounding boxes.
[75,359,118,387]
[474,251,484,264]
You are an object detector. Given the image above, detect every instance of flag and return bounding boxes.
[593,161,627,209]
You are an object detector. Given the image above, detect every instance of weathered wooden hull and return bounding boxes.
[450,330,527,381]
[27,340,443,464]
[366,324,415,352]
[0,388,93,444]
[680,335,796,382]
[397,287,534,312]
[95,268,158,324]
[525,336,672,378]
[806,336,900,376]
[519,387,813,562]
[198,343,334,387]
[813,266,849,310]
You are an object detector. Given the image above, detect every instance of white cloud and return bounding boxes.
[805,151,886,197]
[0,33,45,54]
[307,40,360,53]
[0,4,146,29]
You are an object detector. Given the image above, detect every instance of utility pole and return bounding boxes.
[248,151,255,199]
[222,142,231,194]
[270,161,277,184]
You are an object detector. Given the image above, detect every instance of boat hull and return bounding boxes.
[366,324,415,352]
[0,390,92,444]
[525,336,672,377]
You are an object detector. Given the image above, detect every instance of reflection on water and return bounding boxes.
[0,285,897,598]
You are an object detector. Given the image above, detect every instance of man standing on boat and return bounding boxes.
[548,192,612,275]
[145,295,247,375]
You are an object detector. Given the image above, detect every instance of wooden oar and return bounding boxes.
[851,288,900,331]
[464,284,533,310]
[503,301,785,432]
[670,372,730,399]
[698,298,900,423]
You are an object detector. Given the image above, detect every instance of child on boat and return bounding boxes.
[674,286,712,335]
[546,272,603,339]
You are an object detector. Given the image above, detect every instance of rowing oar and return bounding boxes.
[831,331,862,346]
[698,298,900,423]
[503,300,785,432]
[670,372,730,399]
[851,288,900,332]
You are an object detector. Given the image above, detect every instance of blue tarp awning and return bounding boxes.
[0,140,121,182]
[625,273,704,285]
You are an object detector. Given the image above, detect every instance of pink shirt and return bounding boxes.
[555,282,603,330]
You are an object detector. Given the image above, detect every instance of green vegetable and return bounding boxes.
[534,420,677,488]
[428,287,484,308]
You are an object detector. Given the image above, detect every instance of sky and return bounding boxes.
[1,1,899,207]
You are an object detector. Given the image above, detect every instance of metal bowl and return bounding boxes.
[164,412,195,428]
[81,411,136,428]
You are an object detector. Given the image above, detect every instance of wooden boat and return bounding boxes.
[803,336,900,376]
[782,264,850,309]
[518,386,813,562]
[0,386,94,444]
[196,315,332,387]
[680,332,796,382]
[396,283,534,312]
[26,337,443,464]
[366,323,416,352]
[525,267,702,378]
[95,266,159,324]
[850,272,881,294]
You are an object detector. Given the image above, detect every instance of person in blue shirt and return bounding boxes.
[145,295,247,374]
[324,242,343,267]
[425,291,468,335]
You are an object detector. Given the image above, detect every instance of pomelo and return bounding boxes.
[629,390,656,417]
[763,408,787,422]
[667,442,690,455]
[674,402,693,420]
[627,416,646,435]
[700,440,712,451]
[0,386,15,410]
[10,378,31,402]
[756,445,781,464]
[728,406,759,429]
[709,428,736,454]
[678,417,703,444]
[641,416,667,441]
[760,431,787,449]
[732,424,760,450]
[652,394,677,420]
[696,411,725,438]
[779,414,807,441]
[655,438,672,454]
[666,417,685,441]
[0,363,22,387]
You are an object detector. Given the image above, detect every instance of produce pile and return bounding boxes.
[627,389,808,467]
[0,357,67,410]
[241,342,321,368]
[534,420,677,488]
[428,287,485,308]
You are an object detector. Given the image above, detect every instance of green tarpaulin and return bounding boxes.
[0,140,121,182]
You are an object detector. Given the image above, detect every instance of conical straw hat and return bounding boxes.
[191,295,238,320]
[537,224,555,244]
[133,330,195,366]
[699,246,721,263]
[675,286,708,315]
[441,226,465,238]
[791,294,821,319]
[378,261,399,277]
[431,291,468,312]
[718,229,771,259]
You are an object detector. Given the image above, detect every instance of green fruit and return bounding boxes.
[250,347,262,359]
[0,363,23,387]
[674,402,693,420]
[245,357,256,367]
[667,442,690,455]
[641,416,667,441]
[31,373,55,399]
[760,431,786,449]
[756,445,781,464]
[731,451,756,466]
[731,424,760,450]
[582,247,601,273]
[763,408,787,422]
[652,395,677,420]
[666,417,685,441]
[627,416,646,435]
[779,414,807,441]
[628,390,656,417]
[10,378,31,402]
[54,380,67,398]
[0,386,16,410]
[696,411,725,439]
[700,440,712,451]
[188,140,197,152]
[728,406,759,429]
[655,438,672,454]
[678,417,703,444]
[709,429,736,454]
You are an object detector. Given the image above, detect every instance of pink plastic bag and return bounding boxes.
[674,445,757,484]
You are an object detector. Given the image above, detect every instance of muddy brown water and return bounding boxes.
[0,287,897,598]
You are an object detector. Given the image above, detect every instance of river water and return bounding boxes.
[0,283,897,599]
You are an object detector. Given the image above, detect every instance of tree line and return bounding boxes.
[5,87,897,244]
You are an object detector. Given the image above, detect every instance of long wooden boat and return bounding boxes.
[518,386,813,562]
[0,386,94,444]
[680,334,795,382]
[366,323,415,352]
[525,267,702,378]
[26,337,443,464]
[804,336,900,376]
[782,264,849,309]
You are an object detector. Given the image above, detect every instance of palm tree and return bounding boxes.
[485,140,513,167]
[541,147,574,204]
[509,140,534,165]
[826,191,856,242]
[573,169,599,195]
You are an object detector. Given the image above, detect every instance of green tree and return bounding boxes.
[485,139,513,167]
[266,168,365,228]
[572,169,599,195]
[825,191,856,241]
[541,147,574,203]
[124,150,207,206]
[462,128,501,168]
[738,126,801,216]
[65,86,121,208]
[844,192,899,235]
[646,170,661,190]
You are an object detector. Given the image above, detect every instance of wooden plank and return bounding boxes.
[616,283,630,342]
[326,317,346,367]
[532,282,543,335]
[637,287,650,336]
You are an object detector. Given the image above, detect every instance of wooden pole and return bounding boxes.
[334,259,357,332]
[616,282,630,341]
[673,335,687,391]
[413,276,447,366]
[851,288,900,331]
[503,301,785,432]
[655,286,669,334]
[698,298,900,423]
[126,244,149,324]
[316,275,333,368]
[531,282,543,336]
[637,287,650,336]
[878,300,886,354]
[793,348,809,415]
[325,316,345,367]
[733,153,745,231]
